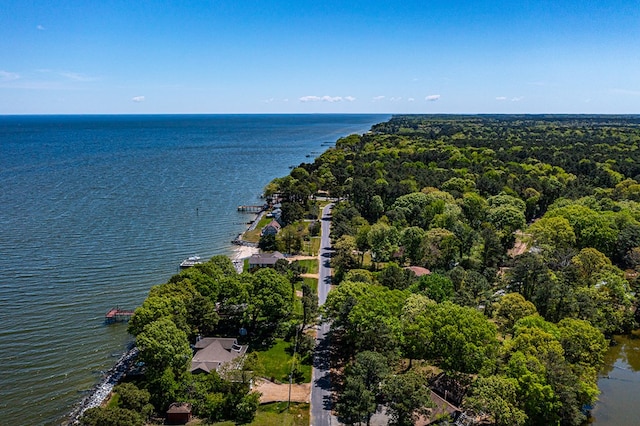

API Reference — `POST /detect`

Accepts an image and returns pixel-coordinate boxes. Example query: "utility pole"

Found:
[287,323,300,410]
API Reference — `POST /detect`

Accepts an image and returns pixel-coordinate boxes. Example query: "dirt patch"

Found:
[300,273,319,279]
[288,255,317,261]
[508,231,529,258]
[254,378,310,404]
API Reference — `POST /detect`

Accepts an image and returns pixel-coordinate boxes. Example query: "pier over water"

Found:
[105,308,134,324]
[237,204,266,212]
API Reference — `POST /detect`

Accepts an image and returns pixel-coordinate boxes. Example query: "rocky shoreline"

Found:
[66,347,139,424]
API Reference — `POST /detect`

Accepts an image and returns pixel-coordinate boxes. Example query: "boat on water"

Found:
[180,255,203,269]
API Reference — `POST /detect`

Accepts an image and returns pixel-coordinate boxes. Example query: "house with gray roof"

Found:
[190,337,248,374]
[248,251,286,269]
[261,219,282,236]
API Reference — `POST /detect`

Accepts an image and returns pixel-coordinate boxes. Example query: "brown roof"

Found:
[167,402,192,414]
[405,266,431,277]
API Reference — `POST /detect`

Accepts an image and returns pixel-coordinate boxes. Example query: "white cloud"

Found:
[59,71,97,82]
[511,96,523,102]
[390,97,402,102]
[37,25,45,31]
[299,95,345,103]
[344,96,356,102]
[408,97,415,102]
[425,94,440,101]
[132,96,145,103]
[496,96,507,101]
[0,70,20,81]
[372,96,385,101]
[263,98,275,103]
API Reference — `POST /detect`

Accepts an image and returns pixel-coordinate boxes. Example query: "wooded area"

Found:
[267,115,640,426]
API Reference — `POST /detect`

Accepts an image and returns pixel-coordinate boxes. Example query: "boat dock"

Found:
[237,204,266,212]
[105,308,134,324]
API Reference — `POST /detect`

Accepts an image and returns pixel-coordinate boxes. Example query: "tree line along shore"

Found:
[77,115,640,426]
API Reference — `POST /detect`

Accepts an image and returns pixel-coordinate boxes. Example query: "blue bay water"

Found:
[0,114,387,425]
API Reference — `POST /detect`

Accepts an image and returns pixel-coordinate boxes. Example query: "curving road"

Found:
[310,203,339,426]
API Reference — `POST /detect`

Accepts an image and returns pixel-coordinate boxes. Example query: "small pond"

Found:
[590,333,640,424]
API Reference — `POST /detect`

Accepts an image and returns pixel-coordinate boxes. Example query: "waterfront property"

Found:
[261,219,282,236]
[248,251,286,269]
[190,337,248,374]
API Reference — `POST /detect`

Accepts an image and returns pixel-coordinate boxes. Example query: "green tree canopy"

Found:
[136,317,192,375]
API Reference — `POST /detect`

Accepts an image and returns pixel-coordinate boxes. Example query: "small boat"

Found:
[180,255,202,269]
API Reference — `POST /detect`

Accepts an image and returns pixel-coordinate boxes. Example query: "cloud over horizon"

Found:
[426,94,441,101]
[131,96,145,103]
[59,71,97,82]
[299,95,353,103]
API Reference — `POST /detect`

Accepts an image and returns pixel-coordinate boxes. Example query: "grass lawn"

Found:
[244,216,272,243]
[253,339,312,383]
[296,259,318,274]
[300,277,318,294]
[253,402,309,426]
[309,237,321,255]
[208,402,309,426]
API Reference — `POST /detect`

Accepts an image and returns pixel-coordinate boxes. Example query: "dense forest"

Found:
[265,115,640,425]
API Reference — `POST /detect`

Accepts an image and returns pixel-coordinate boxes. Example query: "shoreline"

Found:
[66,208,264,423]
[231,244,259,273]
[230,208,264,272]
[66,347,139,425]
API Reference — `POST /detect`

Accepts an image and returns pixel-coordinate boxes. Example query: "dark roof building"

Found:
[166,402,192,425]
[248,251,286,269]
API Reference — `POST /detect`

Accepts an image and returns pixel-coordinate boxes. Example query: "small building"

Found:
[261,219,282,236]
[404,266,431,277]
[191,337,248,374]
[248,251,286,269]
[166,402,192,425]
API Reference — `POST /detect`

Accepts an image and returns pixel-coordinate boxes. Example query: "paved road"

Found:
[310,203,339,426]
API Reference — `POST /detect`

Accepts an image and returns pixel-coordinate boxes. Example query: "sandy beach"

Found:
[232,244,259,261]
[231,244,259,273]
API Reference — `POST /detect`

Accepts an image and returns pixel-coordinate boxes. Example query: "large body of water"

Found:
[0,114,387,425]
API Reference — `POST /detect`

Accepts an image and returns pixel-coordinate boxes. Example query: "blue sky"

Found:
[1,0,638,114]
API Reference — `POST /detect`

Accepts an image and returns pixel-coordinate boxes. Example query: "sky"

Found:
[1,0,639,114]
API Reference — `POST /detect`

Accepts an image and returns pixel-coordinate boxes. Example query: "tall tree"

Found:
[136,317,191,375]
[382,371,433,426]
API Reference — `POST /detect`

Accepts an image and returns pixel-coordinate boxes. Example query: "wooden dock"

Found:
[237,204,266,213]
[105,307,135,324]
